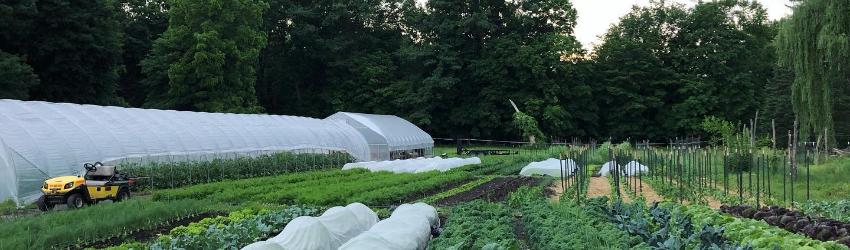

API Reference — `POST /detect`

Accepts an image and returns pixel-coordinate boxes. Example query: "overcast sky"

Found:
[573,0,793,51]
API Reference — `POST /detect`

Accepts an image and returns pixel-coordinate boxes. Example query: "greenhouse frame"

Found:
[0,100,433,205]
[326,112,434,161]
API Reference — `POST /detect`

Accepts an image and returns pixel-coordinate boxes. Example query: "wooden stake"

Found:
[772,119,776,149]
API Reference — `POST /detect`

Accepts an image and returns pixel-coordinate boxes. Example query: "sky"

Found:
[572,0,794,51]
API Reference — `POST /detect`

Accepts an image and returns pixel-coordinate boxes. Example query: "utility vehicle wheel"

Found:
[115,189,130,202]
[36,196,54,211]
[67,193,85,209]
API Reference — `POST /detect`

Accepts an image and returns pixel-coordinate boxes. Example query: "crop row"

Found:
[590,198,741,249]
[122,152,351,190]
[153,168,471,206]
[798,200,850,223]
[509,187,646,249]
[426,200,519,249]
[668,203,847,249]
[108,205,318,250]
[0,199,228,249]
[721,205,850,246]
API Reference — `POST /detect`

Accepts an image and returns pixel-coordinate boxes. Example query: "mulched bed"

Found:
[435,176,541,206]
[76,211,226,249]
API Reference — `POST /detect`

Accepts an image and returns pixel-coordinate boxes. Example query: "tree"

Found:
[115,0,169,107]
[669,0,776,134]
[255,0,410,117]
[777,0,850,145]
[0,0,124,105]
[142,0,266,113]
[0,51,39,99]
[591,2,688,141]
[404,0,587,140]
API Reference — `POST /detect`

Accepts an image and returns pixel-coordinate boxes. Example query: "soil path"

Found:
[587,177,612,198]
[616,182,633,203]
[435,176,540,206]
[546,181,565,202]
[625,177,663,204]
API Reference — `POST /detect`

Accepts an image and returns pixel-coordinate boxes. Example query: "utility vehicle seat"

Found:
[85,165,115,186]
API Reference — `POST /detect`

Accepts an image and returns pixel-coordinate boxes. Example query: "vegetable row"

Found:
[153,168,471,206]
[0,199,228,249]
[123,152,351,190]
[721,205,850,246]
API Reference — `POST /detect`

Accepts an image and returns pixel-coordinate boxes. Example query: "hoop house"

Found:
[326,112,434,161]
[0,100,372,205]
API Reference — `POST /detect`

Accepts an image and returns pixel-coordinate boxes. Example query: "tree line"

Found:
[0,0,847,144]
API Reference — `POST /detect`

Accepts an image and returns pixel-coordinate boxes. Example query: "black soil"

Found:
[435,176,541,206]
[76,211,225,249]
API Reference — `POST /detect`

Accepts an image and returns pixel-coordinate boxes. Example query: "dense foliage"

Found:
[153,168,471,206]
[2,0,825,142]
[777,0,850,144]
[509,187,646,249]
[591,199,741,249]
[427,201,519,249]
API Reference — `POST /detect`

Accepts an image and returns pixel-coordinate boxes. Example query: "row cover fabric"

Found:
[340,203,439,250]
[326,112,433,161]
[598,161,648,176]
[519,158,577,177]
[0,99,383,205]
[243,203,379,250]
[341,157,480,173]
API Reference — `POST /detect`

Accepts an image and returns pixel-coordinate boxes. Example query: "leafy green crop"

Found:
[149,206,317,250]
[153,168,471,206]
[428,201,519,250]
[798,200,850,223]
[669,203,848,250]
[509,187,647,249]
[0,199,227,249]
[591,199,743,249]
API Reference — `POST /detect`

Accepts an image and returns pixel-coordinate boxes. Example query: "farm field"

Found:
[1,145,849,249]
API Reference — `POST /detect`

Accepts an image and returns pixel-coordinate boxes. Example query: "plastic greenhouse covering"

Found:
[598,160,648,176]
[326,112,434,161]
[243,203,379,250]
[341,157,480,173]
[339,203,439,250]
[519,158,577,177]
[0,100,432,206]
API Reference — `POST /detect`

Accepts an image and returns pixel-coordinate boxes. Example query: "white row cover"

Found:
[342,157,480,173]
[340,203,439,250]
[243,203,379,250]
[327,112,433,161]
[598,161,648,176]
[519,158,577,177]
[0,100,400,205]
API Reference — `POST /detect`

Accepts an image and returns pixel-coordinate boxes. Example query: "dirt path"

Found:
[623,177,663,203]
[435,176,540,206]
[616,182,633,203]
[587,177,612,198]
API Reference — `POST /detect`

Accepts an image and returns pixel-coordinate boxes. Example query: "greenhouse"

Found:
[326,112,434,161]
[0,100,430,205]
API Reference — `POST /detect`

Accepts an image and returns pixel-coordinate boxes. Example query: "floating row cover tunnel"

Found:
[0,100,433,205]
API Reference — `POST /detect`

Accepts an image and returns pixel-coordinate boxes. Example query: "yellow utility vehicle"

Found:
[37,162,133,211]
